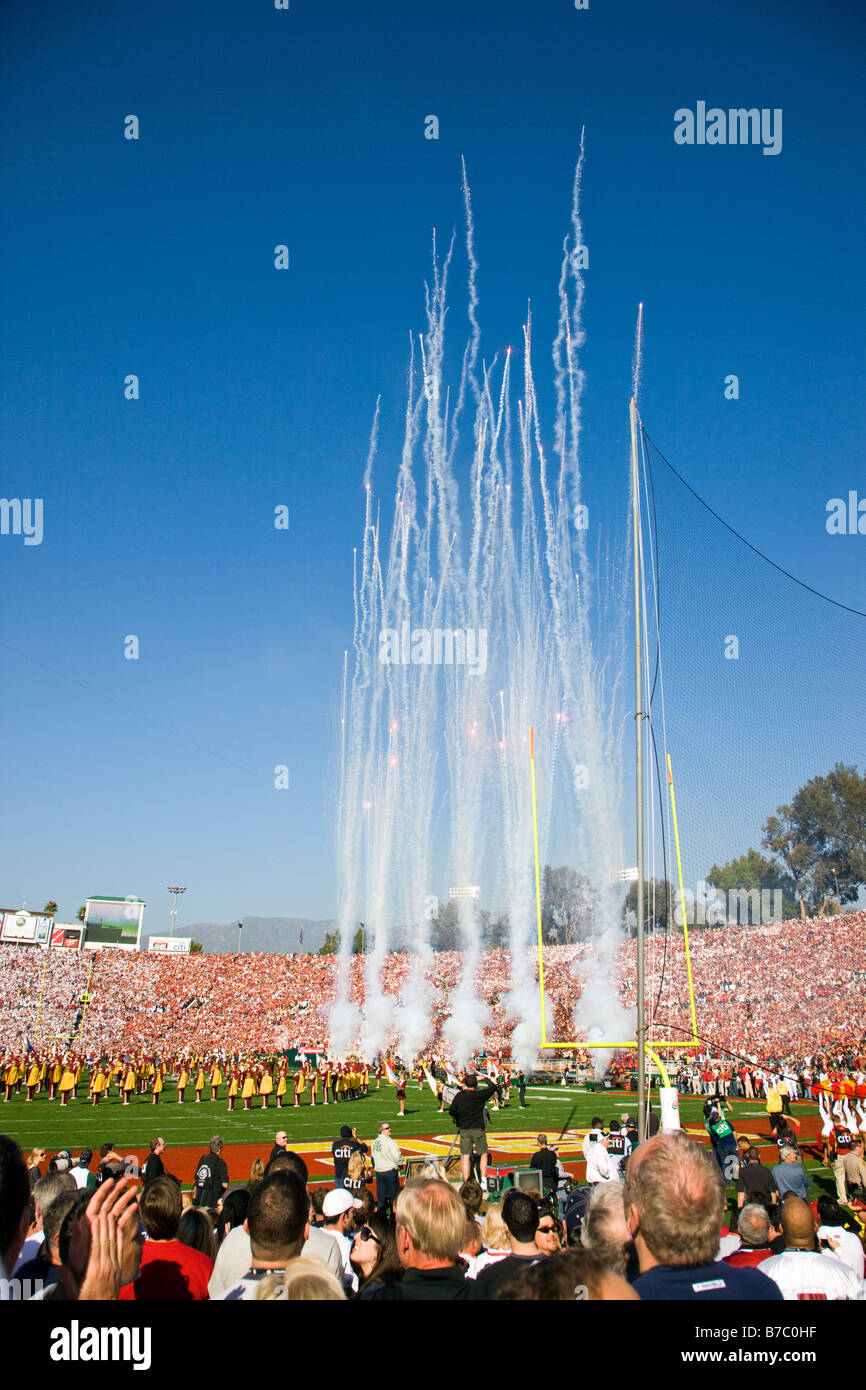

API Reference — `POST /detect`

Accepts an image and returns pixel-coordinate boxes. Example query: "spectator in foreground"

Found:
[815,1194,865,1279]
[119,1177,212,1300]
[0,1137,41,1285]
[212,1171,311,1301]
[473,1189,544,1299]
[209,1153,342,1296]
[14,1169,75,1274]
[363,1178,472,1300]
[724,1203,775,1268]
[177,1208,218,1263]
[494,1247,638,1301]
[581,1179,636,1280]
[623,1132,783,1301]
[255,1256,346,1301]
[350,1211,403,1296]
[761,1195,865,1300]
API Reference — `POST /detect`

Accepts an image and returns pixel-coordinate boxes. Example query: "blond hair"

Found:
[481,1204,511,1252]
[254,1256,346,1301]
[394,1178,465,1260]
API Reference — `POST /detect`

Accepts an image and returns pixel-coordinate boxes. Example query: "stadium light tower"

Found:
[167,886,186,937]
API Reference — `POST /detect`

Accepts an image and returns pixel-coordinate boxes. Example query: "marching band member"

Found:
[241,1061,257,1111]
[177,1057,190,1103]
[195,1060,206,1103]
[210,1058,222,1101]
[227,1063,239,1112]
[259,1061,274,1110]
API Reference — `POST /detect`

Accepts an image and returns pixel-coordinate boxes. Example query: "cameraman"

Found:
[448,1072,501,1191]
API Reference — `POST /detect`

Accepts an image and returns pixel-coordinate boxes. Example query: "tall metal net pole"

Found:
[630,397,646,1143]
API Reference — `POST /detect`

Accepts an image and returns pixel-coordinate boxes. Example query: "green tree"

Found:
[763,764,866,917]
[318,931,340,956]
[76,905,86,922]
[190,940,203,954]
[352,926,365,954]
[706,848,797,922]
[43,901,58,918]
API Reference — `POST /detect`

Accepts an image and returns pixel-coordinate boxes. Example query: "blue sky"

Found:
[1,0,863,931]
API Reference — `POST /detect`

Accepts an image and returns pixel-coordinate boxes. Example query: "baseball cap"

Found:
[323,1189,362,1217]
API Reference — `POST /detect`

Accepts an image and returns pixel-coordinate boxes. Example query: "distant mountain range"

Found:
[170,917,338,955]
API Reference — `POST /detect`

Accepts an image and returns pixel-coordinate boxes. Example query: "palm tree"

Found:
[43,901,58,918]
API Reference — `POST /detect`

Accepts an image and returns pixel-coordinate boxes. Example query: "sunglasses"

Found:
[537,1223,557,1234]
[356,1226,381,1244]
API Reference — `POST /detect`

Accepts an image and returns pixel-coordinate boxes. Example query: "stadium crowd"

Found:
[0,912,861,1067]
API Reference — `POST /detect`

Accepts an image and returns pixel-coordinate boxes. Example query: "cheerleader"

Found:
[227,1065,239,1112]
[818,1087,835,1163]
[25,1056,40,1101]
[121,1061,137,1106]
[437,1079,445,1113]
[210,1059,222,1102]
[194,1062,206,1103]
[276,1060,287,1109]
[48,1055,62,1100]
[58,1057,76,1107]
[396,1070,407,1118]
[259,1063,274,1110]
[242,1063,257,1112]
[177,1059,190,1104]
[151,1065,163,1105]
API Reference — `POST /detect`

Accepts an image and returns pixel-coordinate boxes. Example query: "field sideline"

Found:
[0,1083,839,1209]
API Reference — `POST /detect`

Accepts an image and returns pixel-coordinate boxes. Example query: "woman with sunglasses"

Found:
[350,1213,403,1298]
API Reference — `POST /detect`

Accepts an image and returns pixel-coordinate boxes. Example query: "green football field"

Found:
[0,1081,839,1208]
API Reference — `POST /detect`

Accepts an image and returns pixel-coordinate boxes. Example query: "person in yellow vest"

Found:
[242,1063,257,1111]
[227,1065,239,1112]
[765,1082,784,1135]
[177,1059,190,1104]
[294,1063,307,1108]
[336,1065,346,1104]
[122,1061,137,1106]
[362,1062,370,1096]
[58,1057,76,1107]
[276,1060,288,1108]
[210,1060,222,1101]
[151,1065,163,1105]
[259,1063,274,1110]
[140,1057,153,1095]
[90,1063,108,1107]
[49,1055,62,1100]
[38,1057,48,1092]
[25,1056,40,1101]
[195,1061,206,1103]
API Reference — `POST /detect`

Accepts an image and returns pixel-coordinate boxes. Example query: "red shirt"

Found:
[119,1239,213,1300]
[725,1248,773,1268]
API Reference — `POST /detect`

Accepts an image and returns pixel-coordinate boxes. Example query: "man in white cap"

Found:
[321,1187,362,1291]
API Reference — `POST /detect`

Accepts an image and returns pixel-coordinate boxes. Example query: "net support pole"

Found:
[630,396,647,1144]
